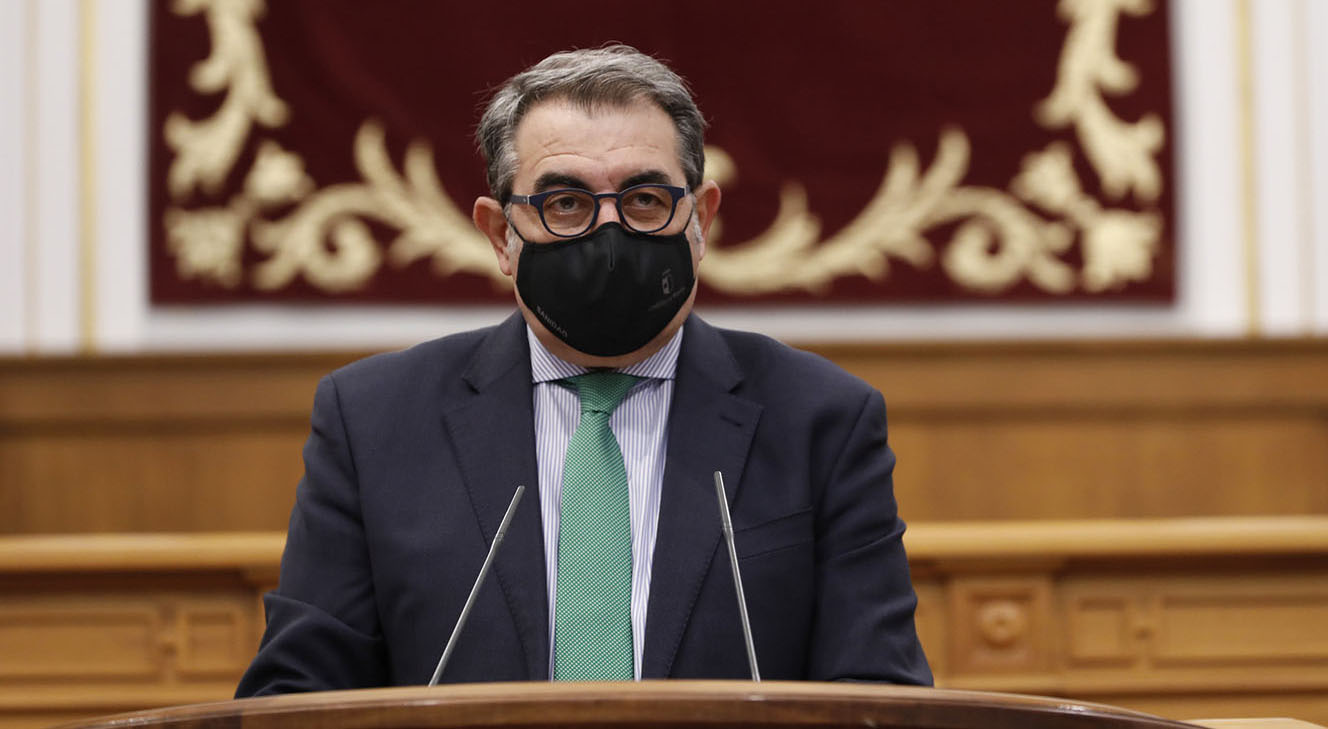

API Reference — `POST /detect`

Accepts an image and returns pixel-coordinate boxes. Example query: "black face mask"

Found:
[515,221,696,357]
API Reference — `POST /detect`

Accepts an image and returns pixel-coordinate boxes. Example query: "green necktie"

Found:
[553,372,639,681]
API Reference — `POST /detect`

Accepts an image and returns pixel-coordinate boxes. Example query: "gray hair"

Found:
[476,44,707,203]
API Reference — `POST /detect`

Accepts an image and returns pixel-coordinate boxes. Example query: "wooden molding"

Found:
[49,682,1199,729]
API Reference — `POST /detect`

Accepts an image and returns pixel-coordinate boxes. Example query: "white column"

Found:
[1250,0,1310,335]
[0,0,31,351]
[93,0,148,352]
[1170,0,1248,337]
[33,0,82,352]
[1307,0,1328,334]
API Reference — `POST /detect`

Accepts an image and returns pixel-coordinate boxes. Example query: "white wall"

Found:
[2,0,1326,353]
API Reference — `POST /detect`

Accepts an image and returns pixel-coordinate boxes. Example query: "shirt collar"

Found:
[528,325,683,384]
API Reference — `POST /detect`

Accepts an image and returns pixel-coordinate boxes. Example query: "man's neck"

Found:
[528,323,684,382]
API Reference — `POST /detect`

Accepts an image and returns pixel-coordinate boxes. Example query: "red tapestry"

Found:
[150,0,1175,305]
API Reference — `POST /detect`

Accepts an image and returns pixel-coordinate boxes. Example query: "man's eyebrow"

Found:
[533,172,590,191]
[621,170,674,188]
[530,169,677,193]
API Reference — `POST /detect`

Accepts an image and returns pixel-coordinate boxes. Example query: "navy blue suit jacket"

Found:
[236,313,931,695]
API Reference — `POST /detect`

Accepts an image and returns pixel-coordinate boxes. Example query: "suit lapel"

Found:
[642,316,762,678]
[442,313,549,680]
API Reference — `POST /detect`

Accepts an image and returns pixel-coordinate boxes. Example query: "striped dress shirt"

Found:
[527,325,681,680]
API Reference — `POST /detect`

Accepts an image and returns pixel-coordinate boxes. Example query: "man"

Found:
[236,45,931,695]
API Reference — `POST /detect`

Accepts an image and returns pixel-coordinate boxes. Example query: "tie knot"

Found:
[566,372,639,415]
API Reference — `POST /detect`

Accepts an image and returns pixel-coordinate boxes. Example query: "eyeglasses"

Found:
[508,184,690,238]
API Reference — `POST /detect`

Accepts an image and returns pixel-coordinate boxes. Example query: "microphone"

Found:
[713,471,761,682]
[428,485,525,687]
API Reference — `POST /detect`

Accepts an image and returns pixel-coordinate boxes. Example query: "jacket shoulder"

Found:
[323,316,526,406]
[330,328,487,386]
[707,324,876,402]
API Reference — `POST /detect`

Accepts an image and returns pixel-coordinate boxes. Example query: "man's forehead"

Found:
[512,97,684,182]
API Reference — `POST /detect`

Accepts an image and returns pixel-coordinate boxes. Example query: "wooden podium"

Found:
[50,681,1217,729]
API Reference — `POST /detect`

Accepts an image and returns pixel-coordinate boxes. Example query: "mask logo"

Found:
[661,269,674,296]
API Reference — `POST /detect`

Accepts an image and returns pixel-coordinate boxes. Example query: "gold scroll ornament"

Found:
[163,0,1165,297]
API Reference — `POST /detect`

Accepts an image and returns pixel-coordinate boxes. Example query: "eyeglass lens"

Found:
[541,185,677,236]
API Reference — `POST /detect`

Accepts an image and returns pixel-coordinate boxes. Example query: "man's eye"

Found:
[544,193,590,216]
[625,191,666,209]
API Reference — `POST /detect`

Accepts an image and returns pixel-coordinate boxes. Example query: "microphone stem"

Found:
[429,485,525,687]
[714,471,761,682]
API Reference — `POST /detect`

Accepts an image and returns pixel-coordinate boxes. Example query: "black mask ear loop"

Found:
[502,208,537,249]
[677,203,697,241]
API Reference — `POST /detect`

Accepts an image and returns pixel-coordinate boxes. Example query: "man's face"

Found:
[474,97,721,367]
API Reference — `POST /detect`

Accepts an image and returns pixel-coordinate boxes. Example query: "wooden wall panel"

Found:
[891,415,1328,520]
[1,340,1325,533]
[2,431,303,533]
[0,353,344,534]
[0,601,162,678]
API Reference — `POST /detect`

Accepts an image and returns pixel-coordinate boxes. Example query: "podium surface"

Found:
[54,681,1202,729]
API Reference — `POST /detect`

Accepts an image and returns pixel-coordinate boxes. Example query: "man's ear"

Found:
[692,180,722,259]
[474,196,515,276]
